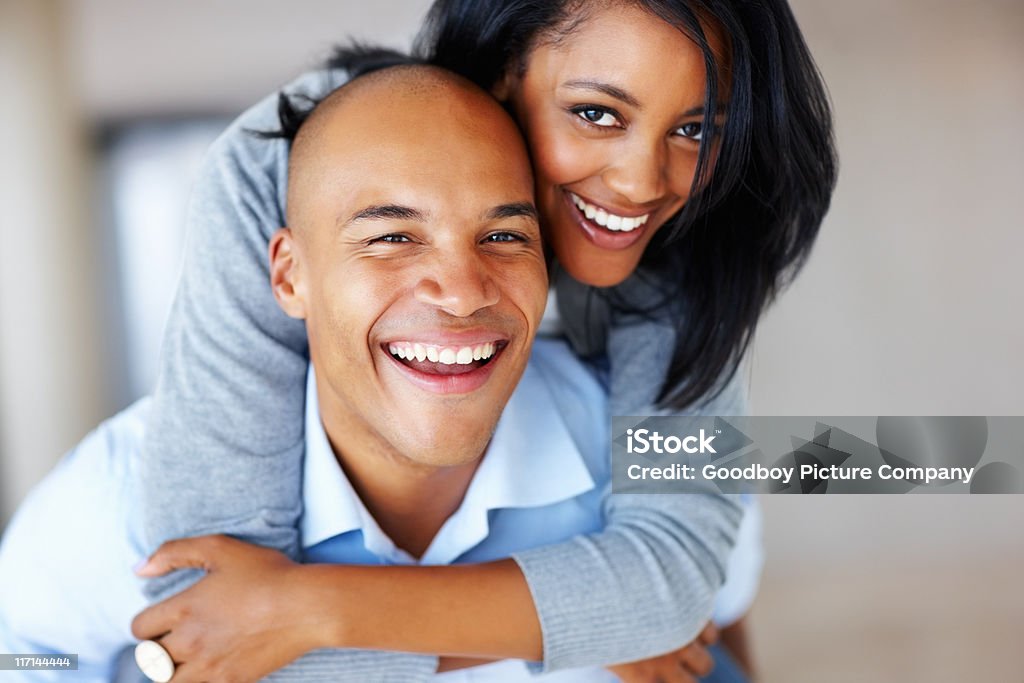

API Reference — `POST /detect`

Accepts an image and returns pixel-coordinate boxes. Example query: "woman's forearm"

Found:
[293,493,741,671]
[301,559,542,660]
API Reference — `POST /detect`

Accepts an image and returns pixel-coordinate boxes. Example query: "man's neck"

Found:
[318,399,481,560]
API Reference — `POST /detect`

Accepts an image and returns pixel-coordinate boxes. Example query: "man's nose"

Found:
[413,250,500,317]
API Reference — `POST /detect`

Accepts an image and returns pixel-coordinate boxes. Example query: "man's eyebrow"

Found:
[342,204,426,226]
[487,202,538,221]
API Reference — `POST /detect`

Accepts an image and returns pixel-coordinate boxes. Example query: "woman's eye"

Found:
[573,107,619,128]
[676,121,704,141]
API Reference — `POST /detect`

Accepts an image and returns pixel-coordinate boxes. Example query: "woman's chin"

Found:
[556,252,639,288]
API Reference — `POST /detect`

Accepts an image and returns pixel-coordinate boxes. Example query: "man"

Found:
[0,65,723,682]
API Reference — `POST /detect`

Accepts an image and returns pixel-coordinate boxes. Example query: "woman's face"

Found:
[498,2,724,287]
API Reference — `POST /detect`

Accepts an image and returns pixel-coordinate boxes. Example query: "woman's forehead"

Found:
[533,0,730,80]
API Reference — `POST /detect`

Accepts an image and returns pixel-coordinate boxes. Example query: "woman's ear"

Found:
[269,228,307,319]
[490,67,520,103]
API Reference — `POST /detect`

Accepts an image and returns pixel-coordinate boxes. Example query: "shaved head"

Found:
[286,65,530,233]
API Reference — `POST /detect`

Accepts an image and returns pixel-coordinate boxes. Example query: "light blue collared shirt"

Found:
[302,339,604,567]
[301,339,616,681]
[0,338,617,681]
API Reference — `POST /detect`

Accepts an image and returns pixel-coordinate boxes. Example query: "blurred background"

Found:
[0,0,1021,680]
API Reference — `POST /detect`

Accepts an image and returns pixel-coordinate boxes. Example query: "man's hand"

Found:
[607,622,718,683]
[131,534,321,683]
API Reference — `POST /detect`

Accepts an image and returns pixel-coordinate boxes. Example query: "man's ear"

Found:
[269,228,307,319]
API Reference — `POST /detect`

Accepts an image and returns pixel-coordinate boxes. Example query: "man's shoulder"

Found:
[0,401,150,662]
[77,398,151,475]
[528,338,605,406]
[524,338,609,478]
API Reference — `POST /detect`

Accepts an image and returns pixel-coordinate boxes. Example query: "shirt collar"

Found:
[300,371,372,550]
[299,351,596,561]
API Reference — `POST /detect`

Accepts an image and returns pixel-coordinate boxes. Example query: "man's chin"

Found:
[396,422,499,469]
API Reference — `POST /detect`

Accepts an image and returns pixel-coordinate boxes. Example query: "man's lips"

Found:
[386,340,500,366]
[381,339,508,394]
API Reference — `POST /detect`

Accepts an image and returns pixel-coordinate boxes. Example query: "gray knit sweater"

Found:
[139,70,745,681]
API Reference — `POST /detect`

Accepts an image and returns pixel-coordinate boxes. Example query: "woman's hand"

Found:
[607,622,718,683]
[131,534,326,683]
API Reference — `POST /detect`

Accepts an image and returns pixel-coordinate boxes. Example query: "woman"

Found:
[134,0,835,680]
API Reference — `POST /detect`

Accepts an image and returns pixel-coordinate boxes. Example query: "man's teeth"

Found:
[389,342,497,365]
[570,193,649,232]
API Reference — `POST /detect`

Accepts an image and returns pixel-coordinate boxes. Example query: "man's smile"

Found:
[381,335,510,394]
[387,340,501,367]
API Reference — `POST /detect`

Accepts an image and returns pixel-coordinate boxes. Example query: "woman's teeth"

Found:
[570,193,649,232]
[388,342,497,365]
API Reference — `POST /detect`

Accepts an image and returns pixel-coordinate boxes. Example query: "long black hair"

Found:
[416,0,838,410]
[283,0,836,410]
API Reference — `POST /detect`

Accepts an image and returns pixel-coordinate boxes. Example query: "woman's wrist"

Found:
[289,564,359,650]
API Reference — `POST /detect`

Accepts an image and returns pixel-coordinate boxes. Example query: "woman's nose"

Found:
[601,136,669,206]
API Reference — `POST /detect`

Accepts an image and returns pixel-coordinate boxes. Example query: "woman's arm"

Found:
[132,536,724,681]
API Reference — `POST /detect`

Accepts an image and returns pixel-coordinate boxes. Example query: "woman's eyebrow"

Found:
[562,79,641,109]
[561,80,715,119]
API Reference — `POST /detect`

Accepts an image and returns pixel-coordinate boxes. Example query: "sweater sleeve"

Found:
[137,69,438,681]
[513,492,742,670]
[513,296,746,671]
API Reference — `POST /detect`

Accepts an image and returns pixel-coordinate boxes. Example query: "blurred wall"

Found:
[0,0,113,525]
[751,0,1024,416]
[64,0,433,120]
[748,2,1024,678]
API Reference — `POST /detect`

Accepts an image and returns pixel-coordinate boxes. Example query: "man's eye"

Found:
[675,121,704,141]
[369,234,411,244]
[483,232,525,243]
[572,107,620,128]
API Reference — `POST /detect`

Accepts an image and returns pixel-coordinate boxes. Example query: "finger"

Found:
[606,665,643,683]
[135,536,226,577]
[131,598,182,641]
[679,643,715,678]
[164,659,200,683]
[698,622,719,646]
[658,664,696,683]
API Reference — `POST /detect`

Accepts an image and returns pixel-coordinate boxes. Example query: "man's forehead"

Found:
[288,66,533,232]
[298,68,508,156]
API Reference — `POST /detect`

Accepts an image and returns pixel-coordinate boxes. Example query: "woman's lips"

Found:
[562,191,652,250]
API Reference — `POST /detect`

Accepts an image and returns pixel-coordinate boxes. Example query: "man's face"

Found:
[274,75,547,469]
